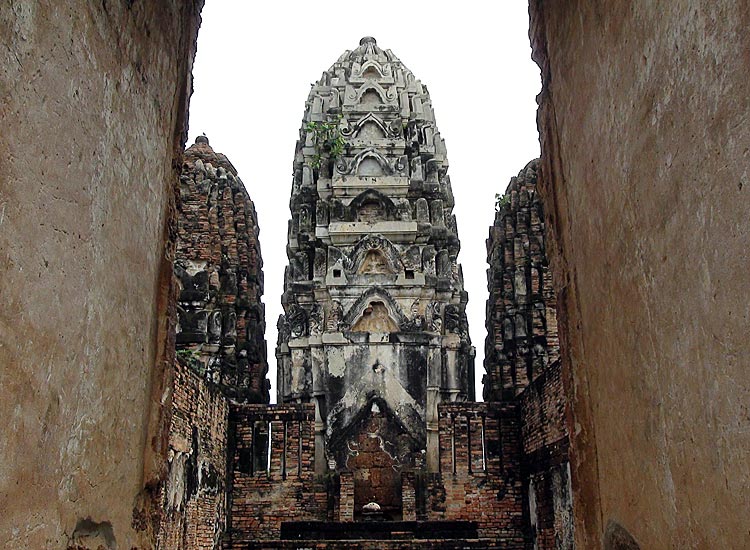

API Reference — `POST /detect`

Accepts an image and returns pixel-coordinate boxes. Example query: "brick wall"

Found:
[401,472,417,521]
[484,160,574,549]
[519,361,573,549]
[339,472,354,522]
[418,403,526,548]
[225,404,328,546]
[157,358,229,549]
[520,360,568,458]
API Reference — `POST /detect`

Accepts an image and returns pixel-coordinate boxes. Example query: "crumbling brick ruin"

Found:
[156,136,269,548]
[174,136,269,402]
[485,160,573,549]
[155,38,570,550]
[4,3,749,550]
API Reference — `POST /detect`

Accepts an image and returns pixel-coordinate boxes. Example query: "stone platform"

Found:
[279,520,478,540]
[228,539,510,550]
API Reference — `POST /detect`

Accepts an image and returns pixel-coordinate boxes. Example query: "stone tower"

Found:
[175,136,269,402]
[485,159,574,549]
[484,159,558,401]
[276,37,474,514]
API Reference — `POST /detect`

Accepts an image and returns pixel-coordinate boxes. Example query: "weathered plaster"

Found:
[0,1,203,547]
[530,1,750,547]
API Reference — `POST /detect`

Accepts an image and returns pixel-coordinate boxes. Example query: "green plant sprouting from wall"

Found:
[177,348,205,375]
[306,115,346,169]
[495,193,510,211]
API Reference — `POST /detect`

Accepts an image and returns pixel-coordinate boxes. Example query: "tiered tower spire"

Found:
[276,37,474,516]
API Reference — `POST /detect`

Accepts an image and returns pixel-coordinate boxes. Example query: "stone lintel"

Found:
[320,333,442,347]
[331,175,410,197]
[328,221,417,245]
[324,274,426,288]
[288,336,310,348]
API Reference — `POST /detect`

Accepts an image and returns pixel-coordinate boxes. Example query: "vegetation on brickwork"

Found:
[495,193,510,211]
[306,115,345,169]
[177,348,205,374]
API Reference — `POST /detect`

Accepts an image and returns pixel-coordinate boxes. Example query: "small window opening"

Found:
[267,421,273,474]
[298,421,303,477]
[238,448,252,475]
[333,269,342,277]
[405,269,415,280]
[467,415,473,474]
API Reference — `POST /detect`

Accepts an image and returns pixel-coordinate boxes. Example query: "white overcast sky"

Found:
[187,1,541,401]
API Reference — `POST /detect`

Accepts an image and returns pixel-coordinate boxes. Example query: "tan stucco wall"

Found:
[0,1,202,548]
[531,2,750,548]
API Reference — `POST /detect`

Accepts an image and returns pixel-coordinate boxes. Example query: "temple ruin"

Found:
[275,36,474,485]
[3,3,748,549]
[149,38,572,549]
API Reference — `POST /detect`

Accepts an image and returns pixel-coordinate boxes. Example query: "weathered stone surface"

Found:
[275,37,475,503]
[174,136,269,402]
[0,2,202,548]
[485,159,573,549]
[530,2,750,548]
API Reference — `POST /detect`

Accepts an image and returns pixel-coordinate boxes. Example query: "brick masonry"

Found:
[484,160,558,401]
[156,136,270,549]
[485,159,574,549]
[424,403,526,548]
[156,358,229,549]
[225,404,328,546]
[175,136,268,402]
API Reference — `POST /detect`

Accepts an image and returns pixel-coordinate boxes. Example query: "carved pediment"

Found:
[340,113,401,140]
[337,148,393,176]
[351,301,399,333]
[359,60,387,79]
[327,396,425,472]
[352,81,395,105]
[342,287,407,332]
[349,190,399,223]
[348,234,403,275]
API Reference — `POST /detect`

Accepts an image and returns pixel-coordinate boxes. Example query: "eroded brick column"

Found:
[339,472,355,522]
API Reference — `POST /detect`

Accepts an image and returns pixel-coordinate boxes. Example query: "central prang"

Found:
[276,36,474,520]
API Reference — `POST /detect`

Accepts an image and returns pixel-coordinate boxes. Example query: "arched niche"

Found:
[347,233,403,275]
[358,121,386,140]
[340,113,398,140]
[343,287,407,332]
[360,60,385,80]
[356,82,389,105]
[357,200,385,223]
[351,301,399,332]
[362,66,381,79]
[358,157,384,176]
[338,148,393,176]
[357,249,390,275]
[349,190,398,222]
